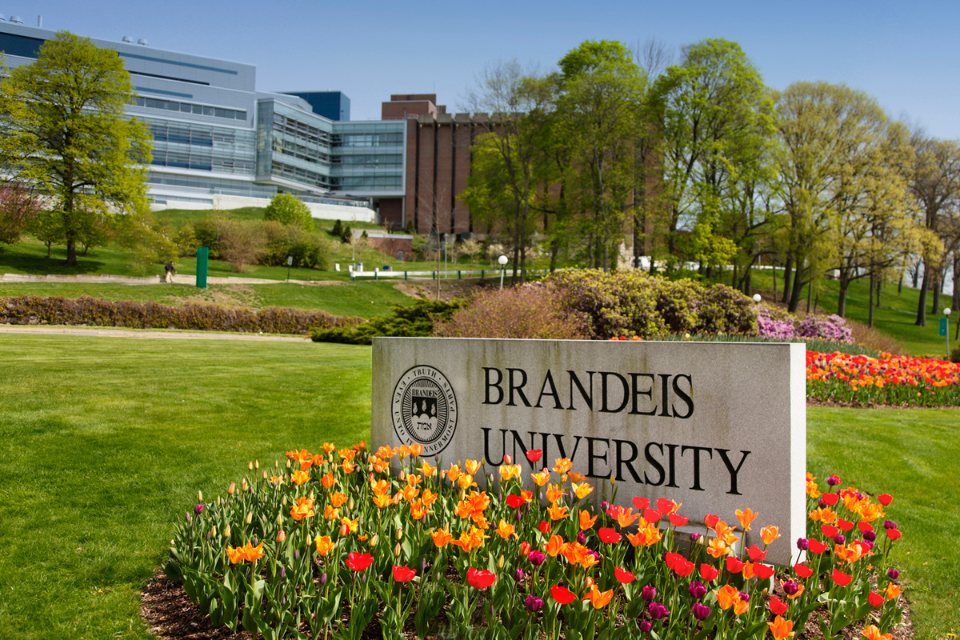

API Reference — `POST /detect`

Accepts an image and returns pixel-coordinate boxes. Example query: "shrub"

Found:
[311,299,463,345]
[219,219,267,272]
[432,283,588,339]
[263,193,315,232]
[0,295,361,335]
[796,314,853,343]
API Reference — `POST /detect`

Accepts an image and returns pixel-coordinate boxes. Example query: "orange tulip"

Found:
[583,584,613,609]
[496,519,516,539]
[572,482,593,500]
[553,458,573,474]
[315,535,334,556]
[465,459,482,475]
[545,483,565,504]
[735,508,758,531]
[548,503,569,521]
[291,469,310,486]
[768,615,795,640]
[290,496,316,521]
[579,510,598,530]
[431,528,453,548]
[331,492,348,507]
[761,525,780,545]
[531,470,550,487]
[321,472,336,489]
[862,625,892,640]
[545,534,565,557]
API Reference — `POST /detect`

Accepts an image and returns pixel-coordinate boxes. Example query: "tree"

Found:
[0,183,41,248]
[0,31,151,266]
[219,220,266,272]
[264,193,315,231]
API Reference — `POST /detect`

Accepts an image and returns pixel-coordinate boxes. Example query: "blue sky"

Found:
[22,0,960,137]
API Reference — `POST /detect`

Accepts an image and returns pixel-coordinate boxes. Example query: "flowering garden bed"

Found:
[164,444,905,640]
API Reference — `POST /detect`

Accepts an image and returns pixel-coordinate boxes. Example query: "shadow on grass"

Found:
[0,250,108,275]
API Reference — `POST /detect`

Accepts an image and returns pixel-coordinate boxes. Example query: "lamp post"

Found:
[498,255,508,290]
[752,293,761,304]
[946,307,953,359]
[286,255,293,282]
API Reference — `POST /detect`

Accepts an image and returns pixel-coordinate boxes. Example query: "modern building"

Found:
[0,20,407,222]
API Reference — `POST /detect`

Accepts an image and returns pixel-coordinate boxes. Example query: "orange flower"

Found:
[761,525,780,545]
[499,464,522,482]
[409,443,424,457]
[290,496,316,521]
[321,472,336,489]
[322,442,336,453]
[370,479,391,495]
[568,472,585,482]
[809,507,837,524]
[531,470,550,487]
[410,499,428,519]
[323,505,339,520]
[859,503,884,522]
[465,459,482,475]
[496,519,516,539]
[886,583,901,600]
[546,483,565,504]
[714,521,739,545]
[375,445,397,459]
[431,527,453,548]
[291,469,310,486]
[422,488,439,506]
[342,460,357,474]
[372,493,393,509]
[545,534,565,557]
[548,503,569,521]
[626,523,662,547]
[452,526,487,552]
[315,535,334,556]
[616,508,641,528]
[405,474,423,486]
[862,625,892,640]
[226,542,265,564]
[768,615,795,640]
[583,584,613,609]
[340,517,359,533]
[579,510,598,530]
[446,464,462,482]
[706,538,730,558]
[716,585,739,610]
[553,458,573,474]
[458,474,476,490]
[571,482,593,500]
[735,508,758,531]
[420,461,437,477]
[562,541,590,565]
[331,492,348,507]
[401,485,420,502]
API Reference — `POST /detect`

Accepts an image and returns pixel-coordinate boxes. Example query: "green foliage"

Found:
[0,31,151,265]
[546,268,757,339]
[311,299,462,345]
[0,294,361,334]
[0,183,42,247]
[331,219,344,238]
[263,193,315,232]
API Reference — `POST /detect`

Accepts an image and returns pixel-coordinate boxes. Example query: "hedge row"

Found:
[0,295,361,335]
[545,269,757,339]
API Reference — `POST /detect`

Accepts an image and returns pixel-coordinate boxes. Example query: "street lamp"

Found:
[946,307,953,359]
[286,255,293,282]
[752,294,762,303]
[498,255,508,290]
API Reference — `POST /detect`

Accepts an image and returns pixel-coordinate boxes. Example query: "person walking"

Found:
[164,261,176,283]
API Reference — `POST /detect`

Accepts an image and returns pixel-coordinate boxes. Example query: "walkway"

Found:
[0,325,310,342]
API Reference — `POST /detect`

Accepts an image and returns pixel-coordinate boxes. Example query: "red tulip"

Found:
[821,524,839,538]
[392,565,417,582]
[808,539,828,554]
[598,527,622,544]
[538,521,551,534]
[526,449,543,463]
[754,563,775,580]
[506,495,525,508]
[746,544,767,562]
[793,563,813,579]
[467,568,496,589]
[656,498,675,514]
[668,513,688,527]
[704,514,720,528]
[345,552,373,572]
[642,508,662,523]
[822,492,839,506]
[837,519,854,532]
[699,563,720,581]
[830,569,853,587]
[877,494,893,506]
[551,584,576,604]
[887,528,902,541]
[868,591,885,607]
[769,595,788,615]
[725,556,744,574]
[673,556,695,577]
[858,520,874,533]
[632,497,650,511]
[614,567,636,584]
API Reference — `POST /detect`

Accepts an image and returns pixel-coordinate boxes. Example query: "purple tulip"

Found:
[577,530,586,544]
[796,537,809,550]
[639,621,652,633]
[601,500,610,512]
[524,595,544,613]
[641,585,656,602]
[692,602,711,621]
[194,503,205,515]
[688,581,706,599]
[528,550,546,566]
[515,568,525,582]
[818,498,827,508]
[782,580,799,596]
[834,534,846,545]
[319,572,327,585]
[884,520,898,530]
[648,602,669,620]
[888,568,900,580]
[689,532,701,543]
[738,592,750,603]
[863,530,876,542]
[827,475,841,486]
[863,540,875,551]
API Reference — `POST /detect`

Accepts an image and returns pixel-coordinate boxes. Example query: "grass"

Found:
[807,406,960,640]
[0,335,374,640]
[0,334,954,639]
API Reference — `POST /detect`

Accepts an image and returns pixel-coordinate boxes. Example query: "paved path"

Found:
[0,325,310,342]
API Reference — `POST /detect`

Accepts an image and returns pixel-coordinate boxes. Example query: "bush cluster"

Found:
[0,295,360,335]
[756,306,854,344]
[432,283,589,340]
[311,299,463,345]
[545,269,757,339]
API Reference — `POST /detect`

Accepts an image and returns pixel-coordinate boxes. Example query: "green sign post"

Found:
[941,318,948,337]
[196,247,209,289]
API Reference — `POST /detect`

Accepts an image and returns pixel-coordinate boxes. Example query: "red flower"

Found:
[794,563,814,579]
[551,584,576,604]
[345,552,373,572]
[467,568,497,589]
[506,495,525,508]
[538,521,551,534]
[699,563,720,581]
[830,569,853,587]
[643,508,662,523]
[887,528,902,541]
[520,541,531,556]
[656,498,675,514]
[808,539,828,554]
[704,514,720,528]
[868,591,885,607]
[837,519,854,532]
[526,449,543,463]
[674,557,695,577]
[664,552,683,571]
[821,524,839,538]
[822,493,839,506]
[598,527,622,544]
[878,494,893,506]
[725,556,744,574]
[632,497,650,511]
[614,567,636,584]
[858,521,874,533]
[746,544,767,562]
[392,565,417,582]
[668,513,688,527]
[769,595,788,615]
[753,563,775,580]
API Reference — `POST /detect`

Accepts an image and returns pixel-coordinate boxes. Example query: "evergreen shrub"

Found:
[311,299,463,345]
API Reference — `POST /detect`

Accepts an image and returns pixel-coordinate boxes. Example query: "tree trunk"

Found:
[788,264,804,313]
[868,273,875,328]
[915,266,930,327]
[931,274,940,317]
[898,270,903,296]
[782,255,794,304]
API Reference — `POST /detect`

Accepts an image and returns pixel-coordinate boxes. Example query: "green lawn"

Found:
[0,334,954,639]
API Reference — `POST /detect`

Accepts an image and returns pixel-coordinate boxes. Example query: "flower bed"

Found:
[166,444,904,639]
[807,351,960,407]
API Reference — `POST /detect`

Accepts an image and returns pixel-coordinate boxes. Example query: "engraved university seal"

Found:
[391,365,458,456]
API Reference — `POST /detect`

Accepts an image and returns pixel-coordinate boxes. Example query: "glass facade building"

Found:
[0,21,405,211]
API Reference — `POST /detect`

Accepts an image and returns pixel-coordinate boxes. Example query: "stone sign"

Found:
[371,338,806,566]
